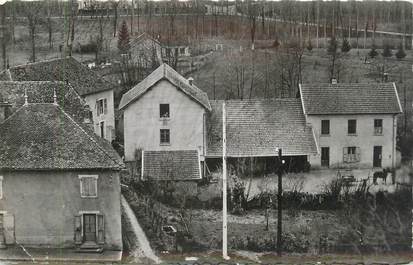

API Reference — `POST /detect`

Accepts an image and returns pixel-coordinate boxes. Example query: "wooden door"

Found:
[321,147,330,167]
[373,146,382,168]
[83,214,97,243]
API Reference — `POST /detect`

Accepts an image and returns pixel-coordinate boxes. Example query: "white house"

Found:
[300,82,403,169]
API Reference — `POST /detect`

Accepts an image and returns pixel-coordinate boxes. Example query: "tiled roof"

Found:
[0,104,124,170]
[142,150,201,180]
[119,63,211,110]
[206,99,318,157]
[300,83,403,115]
[0,57,114,96]
[0,81,87,123]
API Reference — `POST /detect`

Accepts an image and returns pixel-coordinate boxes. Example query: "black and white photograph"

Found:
[0,0,412,264]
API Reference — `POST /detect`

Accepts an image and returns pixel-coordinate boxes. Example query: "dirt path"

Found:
[121,195,162,264]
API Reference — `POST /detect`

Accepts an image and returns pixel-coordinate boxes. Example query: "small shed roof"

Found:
[142,150,201,180]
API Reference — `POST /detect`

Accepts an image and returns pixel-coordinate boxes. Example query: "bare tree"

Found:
[23,2,42,62]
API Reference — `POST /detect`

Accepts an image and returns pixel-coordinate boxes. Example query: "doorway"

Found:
[321,147,330,167]
[83,214,96,243]
[373,146,382,168]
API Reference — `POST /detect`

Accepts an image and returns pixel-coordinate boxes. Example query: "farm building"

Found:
[120,63,403,182]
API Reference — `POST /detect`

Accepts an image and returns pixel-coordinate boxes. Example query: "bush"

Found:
[368,46,379,58]
[382,44,393,58]
[341,39,351,53]
[395,43,406,59]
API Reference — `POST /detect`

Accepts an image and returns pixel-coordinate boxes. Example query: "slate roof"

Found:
[0,81,87,123]
[142,150,201,180]
[299,83,403,115]
[119,63,211,110]
[0,57,114,96]
[0,103,124,170]
[206,99,318,157]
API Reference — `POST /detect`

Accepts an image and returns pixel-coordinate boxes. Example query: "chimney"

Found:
[331,78,337,84]
[188,77,194,86]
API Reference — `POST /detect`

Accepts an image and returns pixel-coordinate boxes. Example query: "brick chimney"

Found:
[188,77,194,86]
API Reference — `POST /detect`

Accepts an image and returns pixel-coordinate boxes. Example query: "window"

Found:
[374,119,383,135]
[180,47,185,54]
[321,120,330,135]
[99,121,105,138]
[160,104,170,118]
[348,119,357,135]
[160,129,170,144]
[0,176,3,199]
[97,99,107,116]
[343,147,360,163]
[79,175,98,198]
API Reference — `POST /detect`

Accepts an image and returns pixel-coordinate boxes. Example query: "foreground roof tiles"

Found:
[300,83,403,115]
[0,57,114,96]
[0,104,124,170]
[142,150,201,180]
[119,63,211,110]
[207,99,317,157]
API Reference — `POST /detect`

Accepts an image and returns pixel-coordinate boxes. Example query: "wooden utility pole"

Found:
[222,101,230,260]
[277,148,282,256]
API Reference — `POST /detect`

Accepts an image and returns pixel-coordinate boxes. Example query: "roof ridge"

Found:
[9,56,64,69]
[55,104,123,169]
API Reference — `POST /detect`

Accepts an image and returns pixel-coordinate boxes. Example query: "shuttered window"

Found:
[96,99,107,116]
[74,215,82,244]
[97,214,105,244]
[79,175,98,198]
[343,147,361,163]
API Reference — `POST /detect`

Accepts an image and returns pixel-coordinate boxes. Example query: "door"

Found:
[83,214,97,242]
[0,214,4,246]
[373,146,382,168]
[321,147,330,167]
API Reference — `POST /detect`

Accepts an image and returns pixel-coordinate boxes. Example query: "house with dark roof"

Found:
[0,102,124,254]
[299,82,402,169]
[0,57,117,142]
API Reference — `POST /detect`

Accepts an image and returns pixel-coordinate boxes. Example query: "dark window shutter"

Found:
[97,214,105,244]
[74,215,82,244]
[3,214,14,244]
[104,99,108,114]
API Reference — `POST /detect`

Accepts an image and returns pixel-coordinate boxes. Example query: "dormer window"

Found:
[160,104,170,118]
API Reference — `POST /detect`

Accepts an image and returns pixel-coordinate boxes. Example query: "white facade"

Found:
[307,114,398,169]
[84,89,116,142]
[123,80,206,162]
